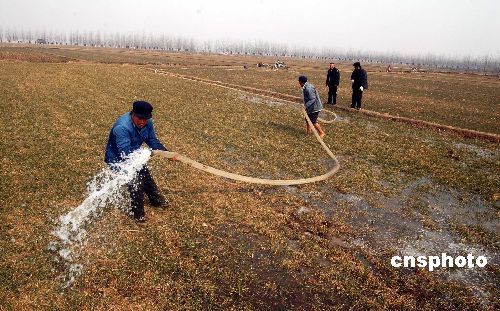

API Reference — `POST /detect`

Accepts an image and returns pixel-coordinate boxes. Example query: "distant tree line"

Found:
[1,27,498,75]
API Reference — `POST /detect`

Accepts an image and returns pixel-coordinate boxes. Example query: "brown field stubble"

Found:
[0,47,498,310]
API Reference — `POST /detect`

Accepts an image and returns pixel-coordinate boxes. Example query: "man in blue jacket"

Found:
[298,75,325,138]
[105,101,168,222]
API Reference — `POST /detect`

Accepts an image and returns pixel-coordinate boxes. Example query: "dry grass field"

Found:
[0,46,498,310]
[18,45,500,134]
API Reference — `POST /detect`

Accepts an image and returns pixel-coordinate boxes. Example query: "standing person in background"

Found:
[325,62,340,105]
[350,62,368,110]
[298,75,325,138]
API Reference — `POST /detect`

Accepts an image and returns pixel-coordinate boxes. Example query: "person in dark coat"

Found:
[105,101,170,222]
[325,62,340,105]
[350,62,368,110]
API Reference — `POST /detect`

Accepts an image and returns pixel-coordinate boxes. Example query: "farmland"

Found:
[0,45,499,310]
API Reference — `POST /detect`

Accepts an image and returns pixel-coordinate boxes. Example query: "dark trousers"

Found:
[351,89,363,109]
[128,166,163,219]
[327,85,338,104]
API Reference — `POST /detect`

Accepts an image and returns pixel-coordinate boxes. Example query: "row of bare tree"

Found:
[1,27,498,75]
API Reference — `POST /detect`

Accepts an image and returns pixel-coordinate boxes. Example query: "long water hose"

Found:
[150,69,340,185]
[154,108,339,185]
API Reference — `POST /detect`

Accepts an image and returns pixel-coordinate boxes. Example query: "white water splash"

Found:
[48,148,151,288]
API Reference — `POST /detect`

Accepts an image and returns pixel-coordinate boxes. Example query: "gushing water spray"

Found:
[48,148,151,288]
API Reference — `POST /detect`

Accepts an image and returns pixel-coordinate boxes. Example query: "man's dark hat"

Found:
[353,62,361,67]
[298,75,308,83]
[132,100,153,119]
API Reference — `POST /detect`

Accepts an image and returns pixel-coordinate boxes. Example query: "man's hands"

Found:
[360,86,363,91]
[151,150,178,161]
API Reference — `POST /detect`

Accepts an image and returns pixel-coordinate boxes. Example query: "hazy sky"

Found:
[1,0,499,57]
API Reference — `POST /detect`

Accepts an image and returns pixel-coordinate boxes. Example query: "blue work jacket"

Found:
[104,112,166,164]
